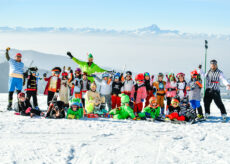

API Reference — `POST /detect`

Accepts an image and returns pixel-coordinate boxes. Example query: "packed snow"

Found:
[0,93,230,164]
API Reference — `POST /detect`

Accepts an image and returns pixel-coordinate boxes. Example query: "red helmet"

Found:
[135,73,145,81]
[62,72,68,77]
[176,72,185,78]
[18,92,25,99]
[191,70,198,76]
[16,53,22,57]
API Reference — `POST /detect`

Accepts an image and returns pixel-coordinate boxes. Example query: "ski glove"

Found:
[131,98,134,102]
[91,74,96,78]
[141,99,144,102]
[145,112,151,118]
[67,52,73,59]
[198,65,202,69]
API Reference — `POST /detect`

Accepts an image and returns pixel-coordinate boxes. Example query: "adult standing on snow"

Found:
[66,52,109,82]
[5,47,24,110]
[198,60,230,121]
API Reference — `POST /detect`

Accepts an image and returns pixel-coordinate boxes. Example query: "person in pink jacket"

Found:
[131,73,147,115]
[165,73,177,113]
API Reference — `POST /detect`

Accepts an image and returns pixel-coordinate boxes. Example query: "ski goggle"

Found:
[54,71,60,75]
[210,61,217,65]
[144,72,150,77]
[114,76,119,79]
[72,105,80,109]
[171,101,179,106]
[30,71,36,74]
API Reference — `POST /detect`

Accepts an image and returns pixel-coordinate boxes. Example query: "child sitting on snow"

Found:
[66,98,84,119]
[138,97,160,120]
[14,92,44,117]
[45,95,65,119]
[109,93,136,120]
[85,83,106,114]
[179,96,196,122]
[165,97,185,121]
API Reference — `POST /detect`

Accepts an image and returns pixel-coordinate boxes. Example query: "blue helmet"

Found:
[114,72,120,79]
[102,73,109,78]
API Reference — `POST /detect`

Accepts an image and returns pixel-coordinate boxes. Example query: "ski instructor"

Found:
[198,60,230,121]
[66,52,110,82]
[5,47,25,111]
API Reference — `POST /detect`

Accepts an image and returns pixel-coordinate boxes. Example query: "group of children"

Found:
[14,65,204,122]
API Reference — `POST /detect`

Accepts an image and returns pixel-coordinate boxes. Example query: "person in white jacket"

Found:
[93,73,112,111]
[121,71,134,98]
[198,60,230,121]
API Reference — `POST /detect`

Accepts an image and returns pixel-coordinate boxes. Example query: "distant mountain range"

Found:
[0,24,229,40]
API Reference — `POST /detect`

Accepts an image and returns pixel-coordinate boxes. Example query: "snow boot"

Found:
[221,114,227,123]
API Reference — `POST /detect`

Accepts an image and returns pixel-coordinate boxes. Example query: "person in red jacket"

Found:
[131,73,147,115]
[43,67,61,106]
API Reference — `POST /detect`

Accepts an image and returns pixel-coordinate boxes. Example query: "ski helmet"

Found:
[171,98,179,105]
[158,72,164,77]
[15,53,22,57]
[126,71,132,76]
[29,67,38,72]
[135,73,145,81]
[102,73,109,78]
[75,68,82,73]
[144,72,150,77]
[176,72,185,79]
[210,59,217,65]
[70,98,82,108]
[52,67,61,72]
[119,93,130,104]
[191,70,198,76]
[149,97,157,104]
[18,92,25,99]
[114,72,120,79]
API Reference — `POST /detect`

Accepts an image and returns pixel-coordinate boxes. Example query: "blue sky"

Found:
[0,0,230,34]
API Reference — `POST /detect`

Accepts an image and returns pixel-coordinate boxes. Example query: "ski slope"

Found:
[0,93,230,164]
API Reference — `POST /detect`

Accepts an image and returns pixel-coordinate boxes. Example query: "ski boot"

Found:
[204,113,210,120]
[221,114,227,123]
[7,103,13,111]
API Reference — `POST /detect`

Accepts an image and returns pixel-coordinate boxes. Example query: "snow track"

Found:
[0,94,230,164]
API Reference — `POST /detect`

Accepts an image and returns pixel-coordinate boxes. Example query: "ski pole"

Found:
[204,40,208,97]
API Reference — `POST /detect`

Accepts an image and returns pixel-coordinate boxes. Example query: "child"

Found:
[81,72,91,107]
[24,67,39,109]
[59,71,69,107]
[73,68,82,99]
[121,71,134,98]
[46,95,65,119]
[43,67,61,106]
[109,93,136,120]
[165,97,185,121]
[111,73,123,109]
[130,73,147,115]
[14,92,44,117]
[66,98,84,119]
[179,96,196,122]
[153,73,166,115]
[176,72,187,101]
[187,70,204,119]
[85,83,105,114]
[165,73,177,112]
[144,72,155,107]
[94,72,112,111]
[138,97,160,120]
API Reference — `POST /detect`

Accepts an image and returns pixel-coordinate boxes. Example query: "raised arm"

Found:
[5,48,10,61]
[67,52,86,66]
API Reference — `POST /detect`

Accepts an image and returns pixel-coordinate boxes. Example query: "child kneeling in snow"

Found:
[66,98,84,119]
[179,96,196,122]
[85,83,106,114]
[45,96,65,119]
[165,97,185,121]
[109,93,136,120]
[14,92,44,117]
[138,97,160,120]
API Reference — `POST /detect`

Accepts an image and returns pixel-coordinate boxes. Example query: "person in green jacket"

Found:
[67,52,110,82]
[138,97,160,119]
[66,98,83,119]
[109,93,136,120]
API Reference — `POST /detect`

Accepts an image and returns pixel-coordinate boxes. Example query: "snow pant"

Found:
[166,112,185,121]
[101,94,112,111]
[123,91,131,98]
[133,103,143,113]
[21,108,42,116]
[26,91,38,107]
[145,91,153,107]
[111,95,121,109]
[8,90,21,108]
[47,91,55,106]
[204,89,227,115]
[157,94,165,114]
[190,100,203,116]
[166,97,172,114]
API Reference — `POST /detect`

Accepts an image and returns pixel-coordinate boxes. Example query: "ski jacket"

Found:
[59,79,69,104]
[187,79,202,101]
[109,105,135,119]
[112,81,123,95]
[44,76,61,95]
[165,81,177,98]
[66,108,83,119]
[130,83,147,104]
[138,105,160,119]
[153,81,166,96]
[73,77,82,93]
[168,106,181,114]
[121,80,134,93]
[177,81,187,100]
[72,57,108,82]
[25,75,37,91]
[95,76,112,95]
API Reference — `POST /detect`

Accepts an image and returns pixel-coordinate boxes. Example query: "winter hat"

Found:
[52,67,62,72]
[88,53,93,59]
[102,73,109,78]
[144,72,150,77]
[75,68,82,73]
[126,71,132,76]
[191,70,198,76]
[83,72,88,76]
[210,59,217,65]
[70,98,82,107]
[15,53,22,57]
[114,73,120,79]
[119,93,130,104]
[135,73,144,81]
[29,67,38,72]
[176,72,185,79]
[158,72,164,77]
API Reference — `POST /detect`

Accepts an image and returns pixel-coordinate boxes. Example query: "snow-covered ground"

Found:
[0,93,230,164]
